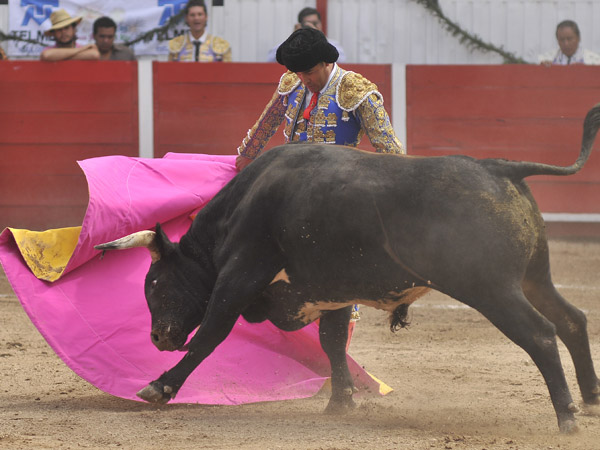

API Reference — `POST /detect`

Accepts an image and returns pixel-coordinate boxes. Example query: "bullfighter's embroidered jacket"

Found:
[238,65,404,158]
[168,33,231,62]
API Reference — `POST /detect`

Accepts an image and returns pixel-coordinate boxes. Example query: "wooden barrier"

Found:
[0,61,139,230]
[406,65,600,214]
[2,62,599,232]
[152,62,393,157]
[0,61,391,231]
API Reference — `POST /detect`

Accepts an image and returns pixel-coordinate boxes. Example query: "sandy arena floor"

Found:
[1,237,599,449]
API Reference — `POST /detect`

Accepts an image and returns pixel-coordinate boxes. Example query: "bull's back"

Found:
[224,145,543,291]
[242,144,537,225]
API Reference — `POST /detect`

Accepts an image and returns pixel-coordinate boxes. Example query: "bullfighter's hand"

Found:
[236,155,253,172]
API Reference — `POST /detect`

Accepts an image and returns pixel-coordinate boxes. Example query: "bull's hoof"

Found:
[324,399,356,415]
[558,418,578,434]
[324,388,356,415]
[136,382,174,404]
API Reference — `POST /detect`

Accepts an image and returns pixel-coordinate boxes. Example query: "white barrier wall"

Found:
[2,1,600,63]
[222,0,600,64]
[0,2,7,39]
[328,0,600,64]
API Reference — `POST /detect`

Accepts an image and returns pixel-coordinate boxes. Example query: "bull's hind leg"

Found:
[465,288,578,433]
[523,276,600,406]
[319,307,356,414]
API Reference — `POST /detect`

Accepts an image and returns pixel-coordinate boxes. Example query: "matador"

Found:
[236,27,404,171]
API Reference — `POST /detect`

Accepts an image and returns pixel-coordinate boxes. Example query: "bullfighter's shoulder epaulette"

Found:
[168,35,186,54]
[278,71,301,95]
[336,71,382,112]
[210,36,231,56]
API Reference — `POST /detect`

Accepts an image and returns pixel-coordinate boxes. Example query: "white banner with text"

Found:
[8,0,190,56]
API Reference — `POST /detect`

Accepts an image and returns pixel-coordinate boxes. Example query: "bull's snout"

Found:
[150,326,185,352]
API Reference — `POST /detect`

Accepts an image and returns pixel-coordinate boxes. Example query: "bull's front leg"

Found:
[138,255,281,404]
[319,307,357,414]
[137,307,241,403]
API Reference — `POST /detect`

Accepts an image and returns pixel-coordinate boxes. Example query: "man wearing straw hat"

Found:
[40,9,100,61]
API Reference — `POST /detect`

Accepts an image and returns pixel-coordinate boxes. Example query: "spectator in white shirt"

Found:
[538,20,600,66]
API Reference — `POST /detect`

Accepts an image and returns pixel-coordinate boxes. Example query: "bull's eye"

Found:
[151,279,158,288]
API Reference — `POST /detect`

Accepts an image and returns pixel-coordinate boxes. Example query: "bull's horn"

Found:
[94,230,160,262]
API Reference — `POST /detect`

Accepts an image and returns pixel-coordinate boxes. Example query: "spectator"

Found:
[168,0,231,62]
[538,20,600,66]
[0,44,7,60]
[93,16,135,61]
[40,9,99,61]
[237,27,403,172]
[267,7,345,63]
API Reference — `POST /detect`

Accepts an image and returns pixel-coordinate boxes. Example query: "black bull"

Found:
[96,104,600,433]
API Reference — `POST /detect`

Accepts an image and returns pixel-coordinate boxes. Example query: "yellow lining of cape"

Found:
[319,372,393,396]
[8,226,394,396]
[10,226,81,282]
[367,372,393,395]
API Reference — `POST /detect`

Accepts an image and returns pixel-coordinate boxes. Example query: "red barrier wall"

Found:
[3,62,599,231]
[406,65,600,214]
[152,62,393,157]
[0,61,139,230]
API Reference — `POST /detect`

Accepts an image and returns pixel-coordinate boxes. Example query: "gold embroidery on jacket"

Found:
[337,72,380,111]
[293,120,306,141]
[326,112,338,127]
[238,88,286,158]
[312,127,324,143]
[168,34,232,62]
[238,66,405,158]
[314,109,327,127]
[325,130,336,144]
[211,36,230,56]
[278,72,301,95]
[356,94,405,154]
[317,95,330,110]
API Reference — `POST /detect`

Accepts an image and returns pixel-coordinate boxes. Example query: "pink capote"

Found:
[0,153,384,404]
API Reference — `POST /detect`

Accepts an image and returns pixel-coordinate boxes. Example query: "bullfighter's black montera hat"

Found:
[276,27,339,73]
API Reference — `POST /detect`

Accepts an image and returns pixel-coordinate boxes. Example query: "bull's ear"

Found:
[152,223,174,262]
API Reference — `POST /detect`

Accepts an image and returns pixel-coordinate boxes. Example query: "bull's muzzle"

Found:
[150,325,186,352]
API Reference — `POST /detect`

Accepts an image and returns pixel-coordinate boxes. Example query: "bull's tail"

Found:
[484,103,600,180]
